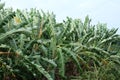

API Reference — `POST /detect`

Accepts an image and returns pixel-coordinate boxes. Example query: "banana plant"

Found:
[0,2,120,80]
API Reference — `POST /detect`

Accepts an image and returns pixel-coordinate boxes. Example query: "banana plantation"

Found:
[0,2,120,80]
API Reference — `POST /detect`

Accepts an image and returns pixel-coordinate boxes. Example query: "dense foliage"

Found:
[0,2,120,80]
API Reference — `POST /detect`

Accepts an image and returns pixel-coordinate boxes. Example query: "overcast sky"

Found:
[1,0,120,34]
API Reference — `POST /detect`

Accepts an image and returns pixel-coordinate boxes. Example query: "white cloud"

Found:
[2,0,35,9]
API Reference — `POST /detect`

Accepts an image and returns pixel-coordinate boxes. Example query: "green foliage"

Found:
[0,2,120,80]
